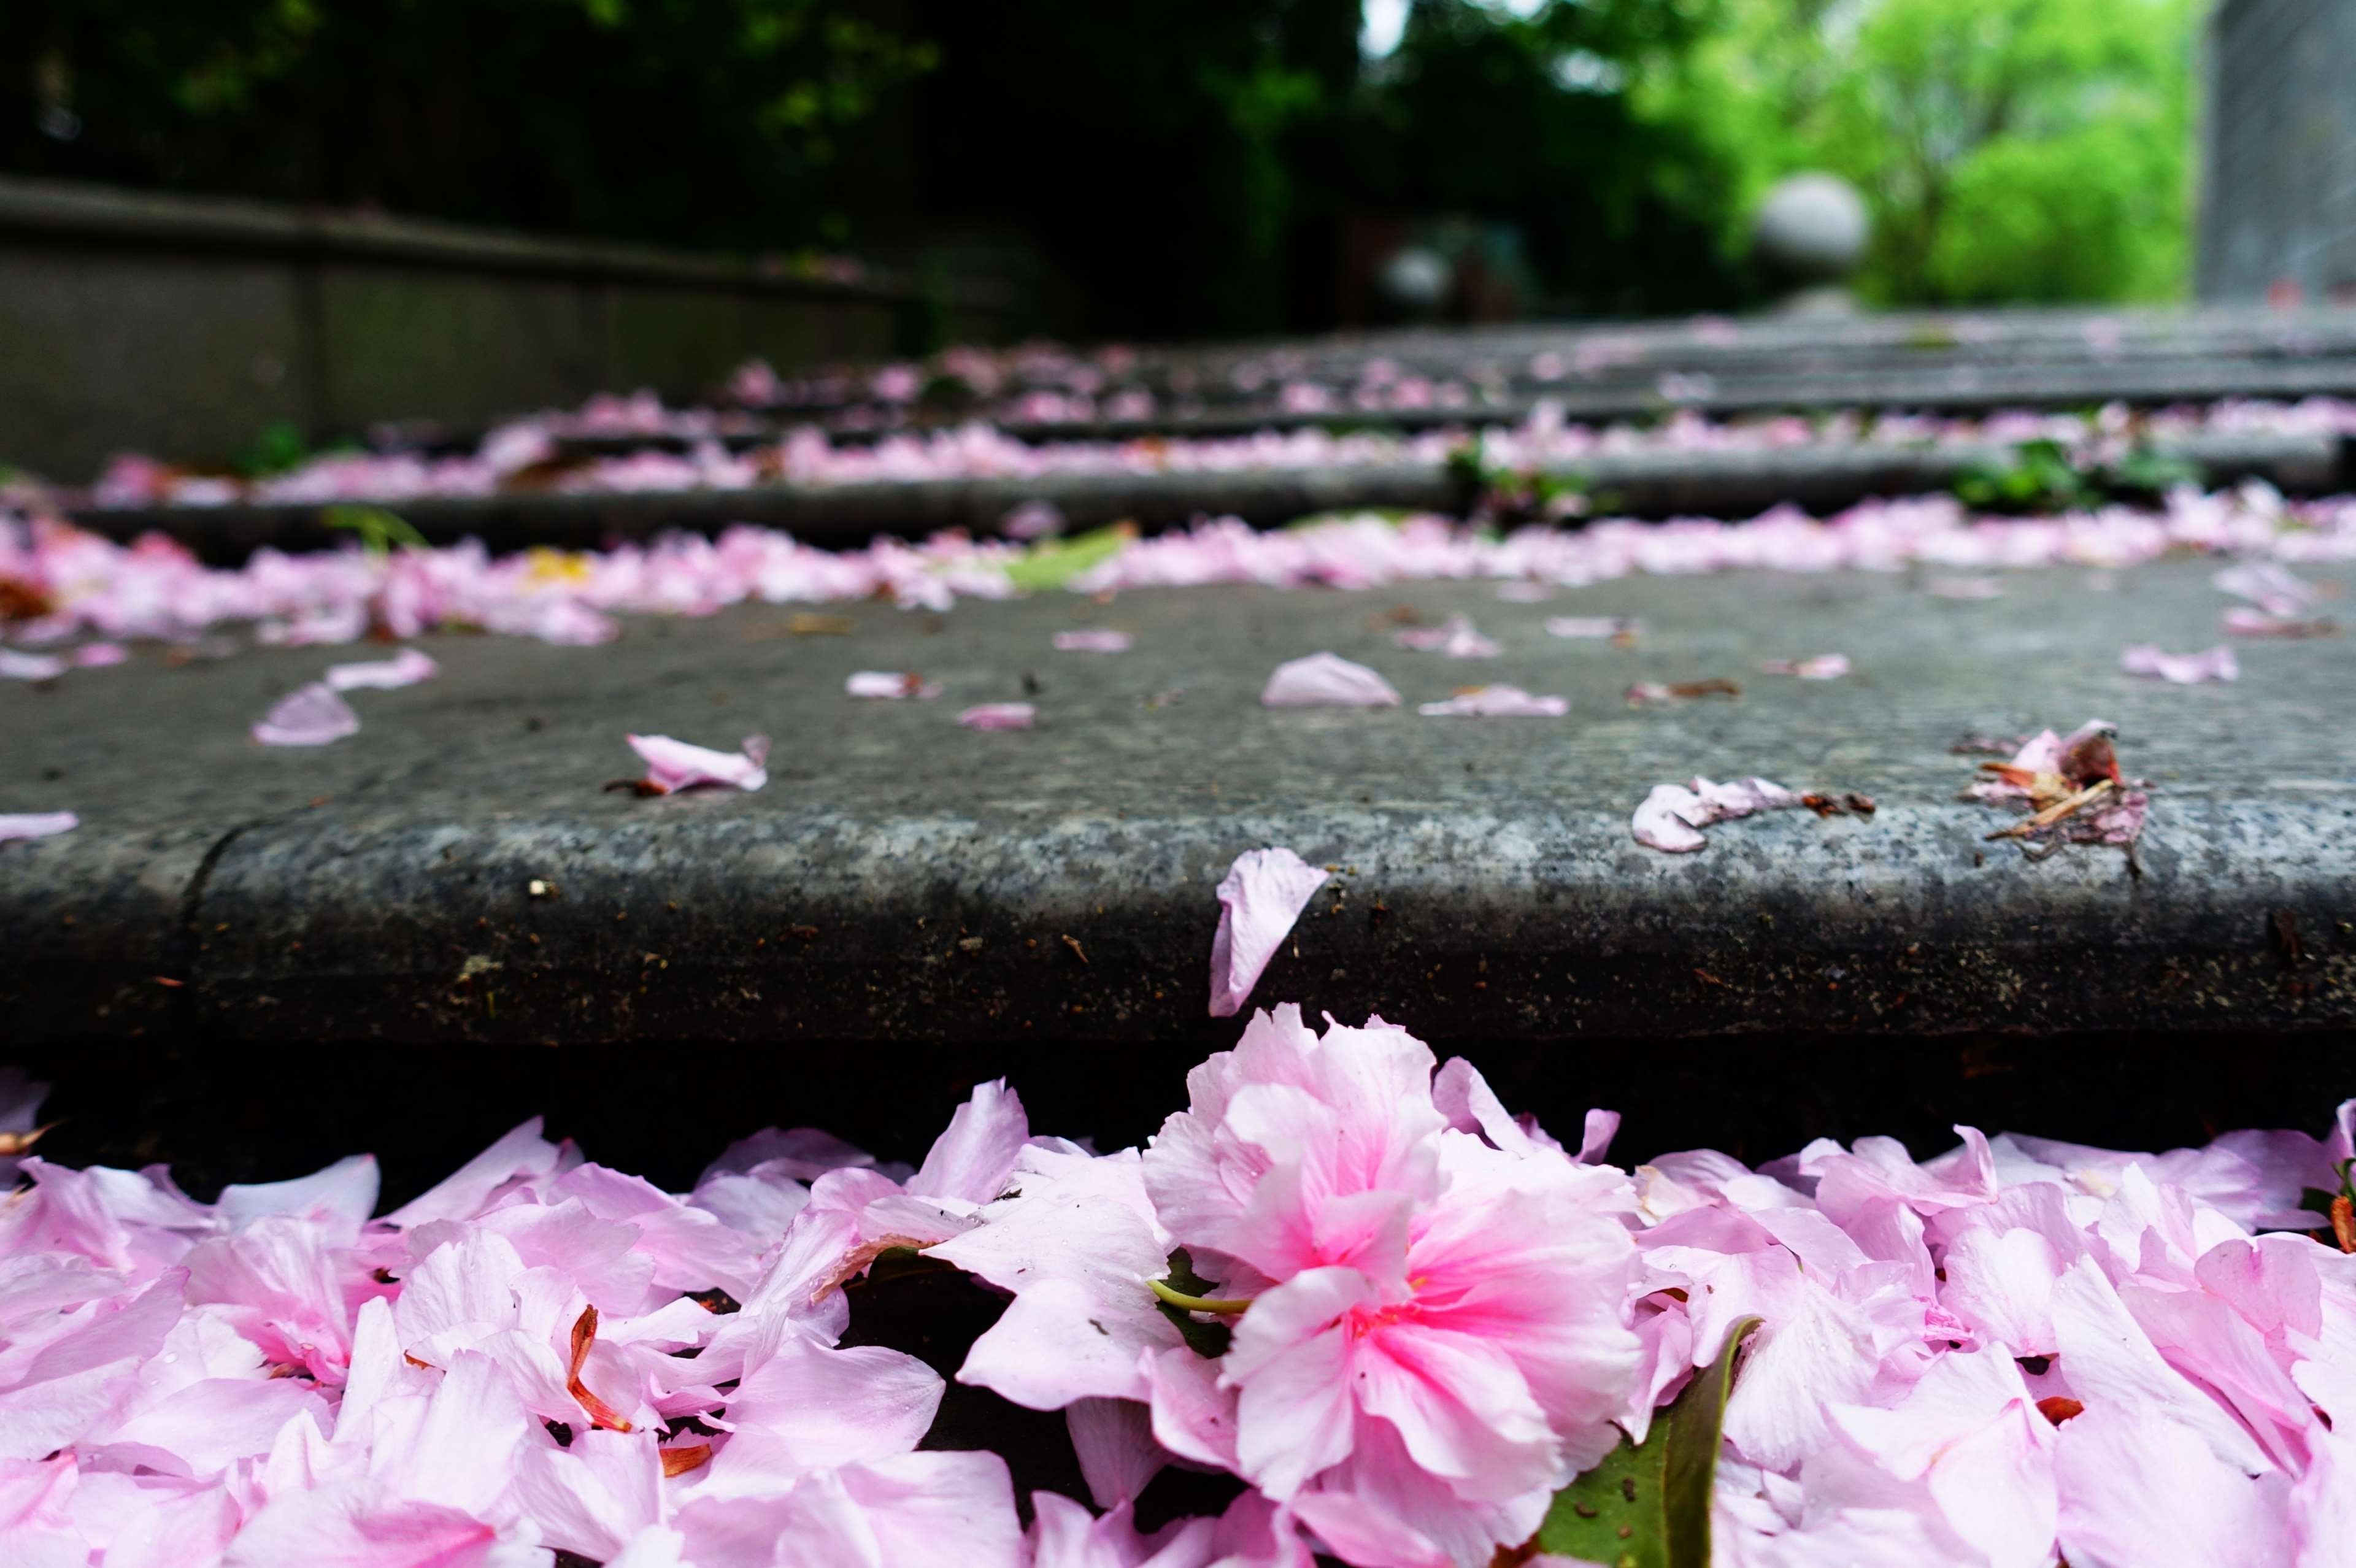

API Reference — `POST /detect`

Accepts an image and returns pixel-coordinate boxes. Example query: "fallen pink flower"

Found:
[1758,654,1850,679]
[847,671,945,700]
[2223,607,2338,638]
[324,648,440,691]
[0,648,65,680]
[1545,616,1639,639]
[0,812,77,842]
[71,642,128,668]
[1052,629,1131,653]
[1965,718,2149,851]
[1418,685,1569,717]
[1393,615,1501,658]
[625,734,769,793]
[1632,775,1800,853]
[1207,847,1330,1017]
[1260,653,1400,708]
[252,682,360,747]
[958,703,1036,731]
[1139,1009,1642,1566]
[2121,644,2239,684]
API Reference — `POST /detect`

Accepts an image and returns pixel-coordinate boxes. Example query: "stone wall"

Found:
[0,176,1017,481]
[2199,0,2356,304]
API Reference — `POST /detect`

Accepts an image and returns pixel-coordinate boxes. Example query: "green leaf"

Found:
[321,504,428,555]
[234,420,312,479]
[1532,1315,1760,1568]
[1001,521,1136,593]
[1150,1247,1236,1359]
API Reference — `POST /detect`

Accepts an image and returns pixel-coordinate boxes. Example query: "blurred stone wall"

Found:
[2199,0,2356,304]
[0,177,1018,482]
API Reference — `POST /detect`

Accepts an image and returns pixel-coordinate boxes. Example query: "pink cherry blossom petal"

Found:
[0,812,77,842]
[324,648,440,691]
[1207,848,1331,1017]
[1416,686,1568,717]
[1,649,67,681]
[625,734,769,793]
[1758,654,1850,679]
[1052,629,1131,653]
[1393,616,1501,659]
[1632,775,1800,853]
[252,683,360,747]
[957,703,1035,730]
[1260,653,1400,708]
[847,671,944,700]
[2120,644,2238,683]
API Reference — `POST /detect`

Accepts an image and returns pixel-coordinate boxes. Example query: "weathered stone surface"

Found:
[7,556,2350,1194]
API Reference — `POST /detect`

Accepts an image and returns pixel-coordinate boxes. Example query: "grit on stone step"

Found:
[4,558,2351,1193]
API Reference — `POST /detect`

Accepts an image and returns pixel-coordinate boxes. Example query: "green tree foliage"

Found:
[1339,0,1742,318]
[0,0,934,250]
[1636,0,2196,304]
[1,0,2197,330]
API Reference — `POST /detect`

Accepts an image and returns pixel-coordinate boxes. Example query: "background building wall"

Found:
[2199,0,2356,304]
[0,177,1015,482]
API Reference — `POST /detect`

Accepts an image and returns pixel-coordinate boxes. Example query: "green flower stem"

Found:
[1147,1277,1253,1315]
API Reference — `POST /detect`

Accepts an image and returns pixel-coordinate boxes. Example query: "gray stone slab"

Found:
[63,434,2349,560]
[6,559,2352,1055]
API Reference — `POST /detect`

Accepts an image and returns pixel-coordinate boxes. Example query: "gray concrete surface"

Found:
[5,559,2351,1055]
[2200,1,2356,304]
[0,176,1016,480]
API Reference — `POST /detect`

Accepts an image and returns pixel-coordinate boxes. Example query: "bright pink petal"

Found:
[1224,1267,1371,1497]
[1208,848,1331,1017]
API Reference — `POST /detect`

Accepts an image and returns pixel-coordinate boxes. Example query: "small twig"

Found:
[1985,778,2114,842]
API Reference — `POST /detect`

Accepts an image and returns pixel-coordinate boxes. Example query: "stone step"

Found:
[5,557,2349,1191]
[64,431,2350,560]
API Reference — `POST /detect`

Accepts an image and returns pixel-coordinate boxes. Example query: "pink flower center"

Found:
[1344,1297,1425,1340]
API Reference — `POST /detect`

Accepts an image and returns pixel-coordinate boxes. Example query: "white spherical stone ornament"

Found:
[1752,173,1869,281]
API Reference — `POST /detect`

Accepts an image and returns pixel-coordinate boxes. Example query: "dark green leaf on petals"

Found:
[1527,1315,1761,1568]
[1153,1247,1235,1358]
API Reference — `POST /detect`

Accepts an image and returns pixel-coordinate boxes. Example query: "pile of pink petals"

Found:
[2,1015,2352,1568]
[58,398,2356,511]
[9,488,2356,672]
